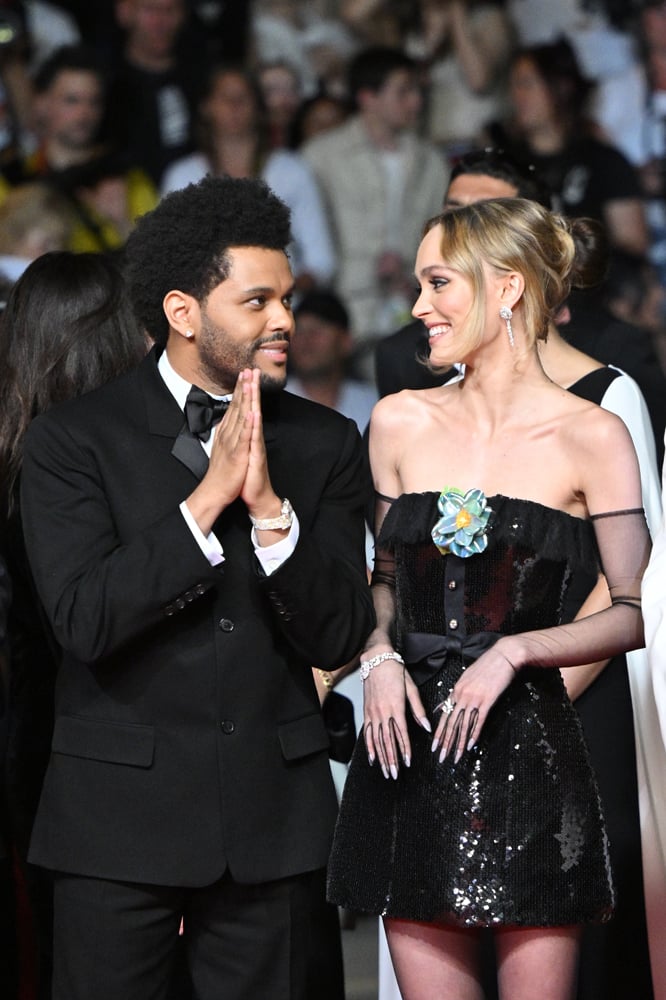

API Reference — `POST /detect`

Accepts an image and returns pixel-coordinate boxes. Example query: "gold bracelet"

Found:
[316,668,334,691]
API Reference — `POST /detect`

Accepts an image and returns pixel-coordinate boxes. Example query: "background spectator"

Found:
[0,3,34,172]
[251,0,357,100]
[484,38,649,256]
[104,0,204,186]
[160,62,336,293]
[504,0,648,167]
[289,91,350,148]
[602,250,666,372]
[0,181,73,281]
[23,1,80,71]
[256,59,304,149]
[636,2,666,299]
[339,0,406,48]
[404,0,513,160]
[1,44,158,254]
[288,288,377,434]
[303,46,448,368]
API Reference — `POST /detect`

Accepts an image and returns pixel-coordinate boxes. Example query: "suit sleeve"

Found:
[20,413,221,663]
[260,418,375,669]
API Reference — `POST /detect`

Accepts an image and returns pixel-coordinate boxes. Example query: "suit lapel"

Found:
[139,348,210,480]
[171,426,209,479]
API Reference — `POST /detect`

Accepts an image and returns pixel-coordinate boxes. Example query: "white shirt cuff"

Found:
[180,501,225,566]
[252,515,300,575]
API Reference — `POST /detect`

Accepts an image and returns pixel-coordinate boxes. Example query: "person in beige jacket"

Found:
[303,46,449,367]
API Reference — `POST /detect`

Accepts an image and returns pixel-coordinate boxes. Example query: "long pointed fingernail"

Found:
[431,737,439,753]
[367,752,375,766]
[404,755,411,768]
[390,764,398,780]
[467,739,476,752]
[420,716,432,732]
[439,746,448,763]
[381,764,389,780]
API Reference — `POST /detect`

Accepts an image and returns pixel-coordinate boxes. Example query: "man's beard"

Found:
[198,321,288,394]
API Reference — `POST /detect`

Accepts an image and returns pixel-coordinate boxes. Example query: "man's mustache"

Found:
[254,332,291,349]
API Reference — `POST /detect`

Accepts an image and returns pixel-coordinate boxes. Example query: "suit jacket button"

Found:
[164,604,175,616]
[220,720,235,734]
[175,597,186,610]
[218,618,234,632]
[195,583,206,595]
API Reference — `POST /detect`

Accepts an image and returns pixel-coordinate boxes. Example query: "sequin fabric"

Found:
[327,494,615,927]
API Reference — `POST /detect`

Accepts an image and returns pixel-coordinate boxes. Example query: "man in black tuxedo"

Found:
[20,176,374,999]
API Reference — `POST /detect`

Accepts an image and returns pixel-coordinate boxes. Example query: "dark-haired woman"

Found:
[483,40,648,257]
[0,251,147,998]
[328,198,651,999]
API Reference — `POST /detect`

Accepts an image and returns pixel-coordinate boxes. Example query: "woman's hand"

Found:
[431,642,519,764]
[362,648,430,779]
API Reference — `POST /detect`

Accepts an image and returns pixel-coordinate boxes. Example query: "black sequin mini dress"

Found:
[327,493,615,928]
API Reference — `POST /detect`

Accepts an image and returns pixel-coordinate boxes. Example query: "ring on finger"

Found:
[437,696,456,716]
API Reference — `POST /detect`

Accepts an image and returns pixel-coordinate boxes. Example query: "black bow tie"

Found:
[184,385,229,442]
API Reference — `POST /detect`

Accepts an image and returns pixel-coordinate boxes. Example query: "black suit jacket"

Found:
[20,349,374,886]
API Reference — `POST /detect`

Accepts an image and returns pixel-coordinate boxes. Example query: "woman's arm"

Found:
[361,400,430,777]
[437,407,650,760]
[561,575,611,702]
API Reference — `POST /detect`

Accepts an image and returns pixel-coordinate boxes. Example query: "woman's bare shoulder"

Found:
[372,385,456,425]
[564,391,633,447]
[371,389,440,430]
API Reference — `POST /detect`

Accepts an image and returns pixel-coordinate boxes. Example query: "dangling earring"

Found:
[499,306,514,348]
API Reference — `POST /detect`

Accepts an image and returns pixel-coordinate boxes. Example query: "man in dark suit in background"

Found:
[20,176,374,1000]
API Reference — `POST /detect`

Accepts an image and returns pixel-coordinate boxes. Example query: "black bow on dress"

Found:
[403,631,504,686]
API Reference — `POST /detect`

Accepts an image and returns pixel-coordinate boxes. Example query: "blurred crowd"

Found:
[0,0,665,384]
[2,3,666,999]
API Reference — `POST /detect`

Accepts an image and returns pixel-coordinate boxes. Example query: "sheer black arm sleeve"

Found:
[518,508,650,669]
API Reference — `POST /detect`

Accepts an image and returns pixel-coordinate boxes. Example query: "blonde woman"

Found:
[328,198,651,999]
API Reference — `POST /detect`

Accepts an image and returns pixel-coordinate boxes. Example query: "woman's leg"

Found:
[495,926,581,1000]
[384,917,485,1000]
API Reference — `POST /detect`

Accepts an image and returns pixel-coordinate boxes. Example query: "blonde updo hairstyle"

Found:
[423,198,607,357]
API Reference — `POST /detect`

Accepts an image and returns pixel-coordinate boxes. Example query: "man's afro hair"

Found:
[123,175,292,345]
